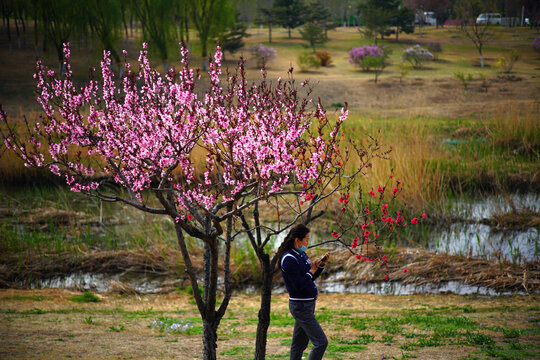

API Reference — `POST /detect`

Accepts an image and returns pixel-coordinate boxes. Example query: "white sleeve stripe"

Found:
[281,253,299,268]
[306,272,313,278]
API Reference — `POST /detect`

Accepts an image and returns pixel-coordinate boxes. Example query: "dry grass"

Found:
[0,288,538,360]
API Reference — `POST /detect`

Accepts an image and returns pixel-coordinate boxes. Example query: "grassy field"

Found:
[0,289,539,360]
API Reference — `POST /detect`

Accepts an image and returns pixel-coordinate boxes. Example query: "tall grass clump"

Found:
[487,101,539,156]
[341,118,448,214]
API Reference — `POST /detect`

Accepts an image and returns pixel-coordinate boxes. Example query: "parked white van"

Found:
[476,13,502,25]
[423,12,437,26]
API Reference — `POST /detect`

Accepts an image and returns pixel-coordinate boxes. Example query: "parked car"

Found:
[476,13,501,25]
[415,11,437,26]
[423,12,437,26]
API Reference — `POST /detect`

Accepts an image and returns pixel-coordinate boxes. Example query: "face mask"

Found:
[297,245,307,253]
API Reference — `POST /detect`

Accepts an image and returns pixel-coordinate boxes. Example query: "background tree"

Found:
[358,0,399,42]
[299,22,327,52]
[84,0,123,72]
[393,6,415,41]
[455,0,497,68]
[272,0,307,39]
[131,0,175,72]
[257,7,277,43]
[218,12,250,59]
[189,0,235,70]
[32,0,83,74]
[425,0,452,27]
[305,0,334,39]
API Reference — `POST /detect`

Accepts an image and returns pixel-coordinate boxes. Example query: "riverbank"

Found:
[1,245,538,296]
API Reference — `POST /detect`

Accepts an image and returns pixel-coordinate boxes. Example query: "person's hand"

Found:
[320,252,330,265]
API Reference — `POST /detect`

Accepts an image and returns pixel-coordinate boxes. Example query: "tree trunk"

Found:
[288,27,291,39]
[254,253,274,360]
[268,23,272,43]
[202,315,218,359]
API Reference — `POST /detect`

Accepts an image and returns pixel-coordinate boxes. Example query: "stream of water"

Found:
[13,192,540,296]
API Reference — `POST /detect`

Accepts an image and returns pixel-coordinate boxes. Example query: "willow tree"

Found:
[189,0,235,70]
[132,0,176,72]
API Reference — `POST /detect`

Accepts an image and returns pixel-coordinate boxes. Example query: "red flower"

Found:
[299,200,304,205]
[392,187,398,196]
[377,186,384,193]
[382,255,386,260]
[346,193,350,198]
[390,174,394,179]
[411,218,418,224]
[339,196,344,203]
[337,161,342,166]
[331,230,339,238]
[341,206,346,212]
[422,213,427,219]
[384,275,389,281]
[369,190,375,197]
[403,268,408,273]
[187,214,193,221]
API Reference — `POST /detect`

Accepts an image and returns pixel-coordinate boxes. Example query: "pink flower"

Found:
[422,213,427,219]
[403,268,407,273]
[377,186,383,193]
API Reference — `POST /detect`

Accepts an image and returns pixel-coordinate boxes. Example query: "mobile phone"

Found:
[320,253,329,263]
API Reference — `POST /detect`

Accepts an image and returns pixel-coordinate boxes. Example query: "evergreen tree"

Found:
[272,0,307,39]
[393,6,415,41]
[358,0,399,41]
[219,12,250,59]
[299,22,326,52]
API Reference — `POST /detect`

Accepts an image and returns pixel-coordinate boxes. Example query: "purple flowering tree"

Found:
[348,45,385,71]
[402,45,434,69]
[1,42,419,360]
[247,43,277,68]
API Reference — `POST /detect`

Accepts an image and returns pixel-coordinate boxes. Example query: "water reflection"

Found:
[427,193,539,264]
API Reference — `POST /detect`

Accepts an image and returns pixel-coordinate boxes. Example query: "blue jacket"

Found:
[280,248,324,301]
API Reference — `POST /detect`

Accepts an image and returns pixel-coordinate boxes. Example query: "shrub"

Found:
[297,52,321,71]
[531,37,540,58]
[401,45,433,69]
[425,42,443,60]
[397,62,411,83]
[315,51,332,66]
[69,291,100,303]
[496,50,520,73]
[247,43,277,68]
[454,72,474,90]
[348,45,385,71]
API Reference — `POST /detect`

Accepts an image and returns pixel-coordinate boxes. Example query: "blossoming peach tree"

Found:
[1,43,423,360]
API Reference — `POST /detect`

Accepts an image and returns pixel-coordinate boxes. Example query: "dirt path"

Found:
[1,289,538,359]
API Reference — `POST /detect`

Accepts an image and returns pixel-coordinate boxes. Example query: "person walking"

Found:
[277,224,330,360]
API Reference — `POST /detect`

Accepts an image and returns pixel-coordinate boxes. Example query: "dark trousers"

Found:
[288,300,328,360]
